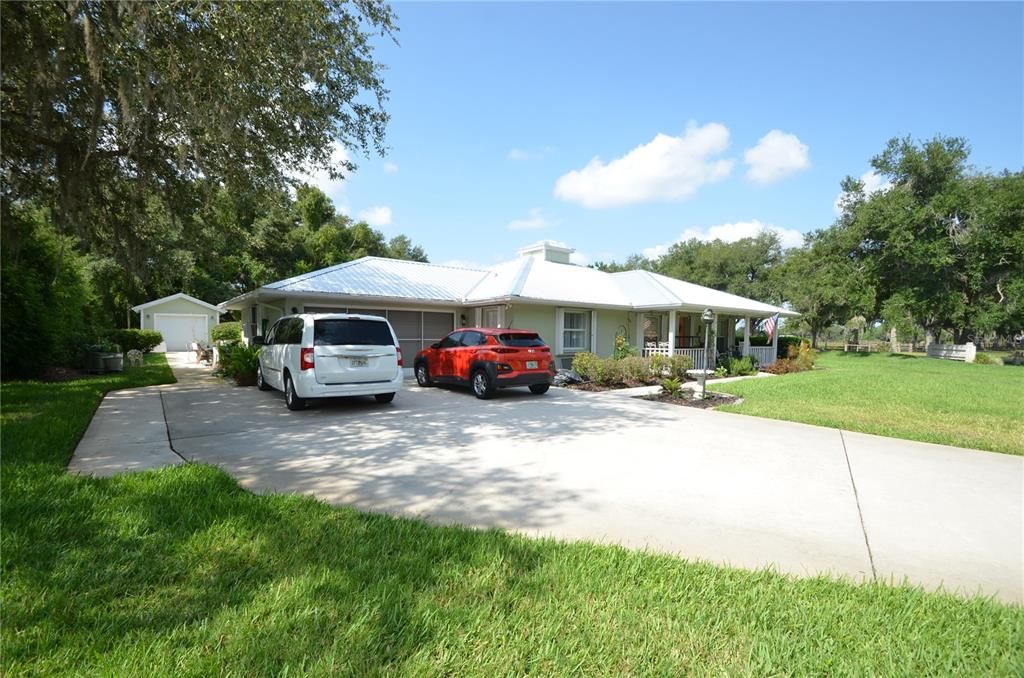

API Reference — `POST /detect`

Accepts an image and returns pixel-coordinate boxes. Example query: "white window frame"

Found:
[558,308,590,354]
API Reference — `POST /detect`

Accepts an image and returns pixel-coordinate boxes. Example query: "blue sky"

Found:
[311,2,1023,268]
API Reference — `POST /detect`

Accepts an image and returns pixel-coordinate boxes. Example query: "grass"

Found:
[2,355,1022,674]
[716,351,1024,455]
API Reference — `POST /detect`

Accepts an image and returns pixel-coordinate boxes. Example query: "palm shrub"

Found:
[218,341,261,385]
[718,355,758,376]
[661,377,685,397]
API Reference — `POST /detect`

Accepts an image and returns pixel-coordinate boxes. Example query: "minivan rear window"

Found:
[314,319,394,346]
[497,333,546,347]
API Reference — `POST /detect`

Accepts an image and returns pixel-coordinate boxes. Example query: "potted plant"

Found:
[84,341,121,373]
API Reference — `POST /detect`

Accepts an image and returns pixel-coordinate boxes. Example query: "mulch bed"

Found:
[640,392,741,409]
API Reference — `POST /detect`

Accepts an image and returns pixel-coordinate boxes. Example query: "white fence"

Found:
[642,346,709,367]
[748,346,776,366]
[926,342,977,363]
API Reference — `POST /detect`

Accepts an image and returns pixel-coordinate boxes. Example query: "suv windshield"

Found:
[496,333,546,347]
[314,319,393,346]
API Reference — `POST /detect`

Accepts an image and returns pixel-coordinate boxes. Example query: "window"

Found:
[438,332,463,349]
[460,331,487,347]
[265,320,282,345]
[314,319,394,346]
[497,333,546,347]
[562,311,588,351]
[281,318,304,344]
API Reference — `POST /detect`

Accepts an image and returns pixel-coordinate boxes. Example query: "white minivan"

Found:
[255,313,404,410]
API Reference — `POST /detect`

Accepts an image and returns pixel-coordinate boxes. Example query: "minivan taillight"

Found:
[396,346,403,367]
[300,348,315,370]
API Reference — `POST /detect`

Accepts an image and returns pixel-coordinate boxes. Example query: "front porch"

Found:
[635,310,778,368]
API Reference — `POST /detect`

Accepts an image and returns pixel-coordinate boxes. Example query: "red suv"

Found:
[413,328,556,399]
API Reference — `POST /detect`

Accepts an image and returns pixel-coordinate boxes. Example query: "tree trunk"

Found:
[889,326,898,353]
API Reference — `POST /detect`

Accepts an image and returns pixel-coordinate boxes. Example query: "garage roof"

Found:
[132,292,221,313]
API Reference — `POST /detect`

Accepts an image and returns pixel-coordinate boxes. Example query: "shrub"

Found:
[570,352,601,381]
[717,354,758,376]
[618,356,649,383]
[1002,352,1024,366]
[612,332,638,359]
[106,329,164,353]
[789,340,818,371]
[661,377,685,398]
[973,353,995,365]
[211,321,241,343]
[648,353,668,376]
[761,359,800,375]
[776,335,802,357]
[666,354,693,380]
[218,341,261,385]
[592,358,624,386]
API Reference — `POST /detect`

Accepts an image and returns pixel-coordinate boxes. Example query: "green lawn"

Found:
[716,351,1024,455]
[2,355,1022,674]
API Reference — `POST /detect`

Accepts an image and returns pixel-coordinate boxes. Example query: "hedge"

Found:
[106,329,164,353]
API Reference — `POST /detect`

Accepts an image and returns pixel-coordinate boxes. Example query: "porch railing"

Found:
[747,346,776,366]
[641,346,711,368]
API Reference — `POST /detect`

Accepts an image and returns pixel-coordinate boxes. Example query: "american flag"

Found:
[761,313,779,341]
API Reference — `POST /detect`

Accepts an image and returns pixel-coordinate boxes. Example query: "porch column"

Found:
[635,312,644,351]
[743,316,751,357]
[668,310,677,354]
[771,321,779,361]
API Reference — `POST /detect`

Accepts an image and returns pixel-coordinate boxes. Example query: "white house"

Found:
[219,241,798,368]
[131,292,221,352]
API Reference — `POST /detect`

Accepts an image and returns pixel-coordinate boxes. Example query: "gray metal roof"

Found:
[221,254,796,317]
[265,257,489,302]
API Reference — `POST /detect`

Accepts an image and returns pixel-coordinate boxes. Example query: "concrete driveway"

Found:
[147,374,1024,604]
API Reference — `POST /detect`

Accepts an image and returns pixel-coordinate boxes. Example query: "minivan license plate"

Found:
[525,360,538,369]
[350,358,368,368]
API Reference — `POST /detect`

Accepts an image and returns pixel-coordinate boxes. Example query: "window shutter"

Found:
[555,308,564,354]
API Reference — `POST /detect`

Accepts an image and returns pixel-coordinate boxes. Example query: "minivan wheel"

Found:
[415,363,433,387]
[375,392,396,404]
[529,383,550,395]
[471,369,495,399]
[256,364,271,391]
[284,374,306,411]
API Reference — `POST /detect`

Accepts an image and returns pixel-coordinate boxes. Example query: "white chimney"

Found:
[516,240,574,264]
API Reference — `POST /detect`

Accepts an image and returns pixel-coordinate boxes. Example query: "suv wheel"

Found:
[471,369,495,400]
[415,363,433,387]
[284,373,306,411]
[257,364,271,391]
[529,383,550,395]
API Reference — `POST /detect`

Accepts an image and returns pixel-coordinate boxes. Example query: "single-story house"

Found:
[131,292,221,352]
[219,241,798,370]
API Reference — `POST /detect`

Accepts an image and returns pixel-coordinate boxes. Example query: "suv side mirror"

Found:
[251,336,266,346]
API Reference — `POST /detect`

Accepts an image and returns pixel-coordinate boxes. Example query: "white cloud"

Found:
[743,130,810,184]
[553,122,734,208]
[642,219,805,259]
[508,148,530,161]
[358,206,392,227]
[832,170,892,216]
[383,161,399,174]
[507,208,555,231]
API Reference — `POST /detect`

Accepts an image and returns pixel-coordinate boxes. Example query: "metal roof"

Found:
[221,254,796,317]
[264,257,489,302]
[132,292,222,313]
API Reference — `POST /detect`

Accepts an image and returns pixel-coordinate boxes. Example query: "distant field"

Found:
[716,351,1024,455]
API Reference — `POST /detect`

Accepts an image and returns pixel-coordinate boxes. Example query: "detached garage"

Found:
[131,293,221,351]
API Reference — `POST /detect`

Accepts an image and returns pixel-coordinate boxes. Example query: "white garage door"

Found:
[154,314,208,351]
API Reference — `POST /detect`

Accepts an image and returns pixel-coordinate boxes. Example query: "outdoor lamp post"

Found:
[701,308,716,399]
